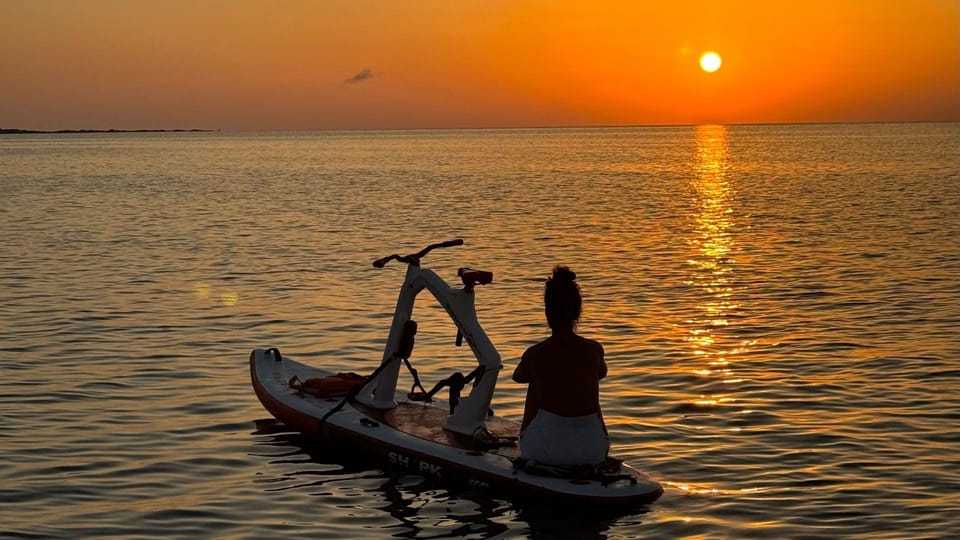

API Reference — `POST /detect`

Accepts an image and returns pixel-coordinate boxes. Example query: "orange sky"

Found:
[1,0,957,130]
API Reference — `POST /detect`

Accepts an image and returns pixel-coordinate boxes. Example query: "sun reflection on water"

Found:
[195,282,211,300]
[663,480,766,496]
[193,281,239,306]
[685,125,749,407]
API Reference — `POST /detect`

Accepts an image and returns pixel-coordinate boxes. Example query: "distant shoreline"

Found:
[0,128,215,135]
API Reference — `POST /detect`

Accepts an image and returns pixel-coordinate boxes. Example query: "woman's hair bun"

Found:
[551,265,577,283]
[544,265,581,328]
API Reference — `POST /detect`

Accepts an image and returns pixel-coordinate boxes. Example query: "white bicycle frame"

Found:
[354,262,501,438]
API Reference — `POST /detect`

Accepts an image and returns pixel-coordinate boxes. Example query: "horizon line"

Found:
[3,119,958,135]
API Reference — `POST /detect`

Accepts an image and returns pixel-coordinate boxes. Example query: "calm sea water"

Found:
[1,124,958,539]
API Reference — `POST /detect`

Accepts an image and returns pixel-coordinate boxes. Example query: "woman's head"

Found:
[544,265,581,329]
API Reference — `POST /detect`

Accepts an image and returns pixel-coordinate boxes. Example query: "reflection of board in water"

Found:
[250,349,663,506]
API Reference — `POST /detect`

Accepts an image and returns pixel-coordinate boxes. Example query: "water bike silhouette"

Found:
[250,239,662,506]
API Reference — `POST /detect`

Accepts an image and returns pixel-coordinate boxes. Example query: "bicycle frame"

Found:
[354,257,501,438]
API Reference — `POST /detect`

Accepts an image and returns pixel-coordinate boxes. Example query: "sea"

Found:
[1,123,958,539]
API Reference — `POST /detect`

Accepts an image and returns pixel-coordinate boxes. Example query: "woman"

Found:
[512,265,609,466]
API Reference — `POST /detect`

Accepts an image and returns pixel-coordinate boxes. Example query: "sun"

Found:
[700,51,722,73]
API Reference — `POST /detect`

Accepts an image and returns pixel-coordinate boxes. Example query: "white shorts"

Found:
[520,409,609,466]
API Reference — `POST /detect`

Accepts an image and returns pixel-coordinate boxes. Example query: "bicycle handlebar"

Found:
[372,239,464,268]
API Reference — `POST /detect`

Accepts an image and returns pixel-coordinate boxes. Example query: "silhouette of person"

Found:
[512,266,609,466]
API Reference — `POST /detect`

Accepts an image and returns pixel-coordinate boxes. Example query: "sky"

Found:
[1,0,958,131]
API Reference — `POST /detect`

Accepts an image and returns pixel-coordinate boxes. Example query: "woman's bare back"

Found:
[513,332,606,430]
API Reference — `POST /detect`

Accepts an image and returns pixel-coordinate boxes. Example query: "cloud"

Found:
[344,68,374,84]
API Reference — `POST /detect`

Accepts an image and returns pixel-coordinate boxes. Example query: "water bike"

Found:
[249,239,663,506]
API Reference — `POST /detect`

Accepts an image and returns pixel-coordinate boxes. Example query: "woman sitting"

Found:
[513,266,609,467]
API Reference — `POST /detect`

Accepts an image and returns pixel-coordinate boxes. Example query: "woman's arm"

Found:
[596,341,608,436]
[597,342,607,380]
[513,350,532,383]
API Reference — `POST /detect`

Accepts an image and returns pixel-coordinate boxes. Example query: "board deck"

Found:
[382,402,520,457]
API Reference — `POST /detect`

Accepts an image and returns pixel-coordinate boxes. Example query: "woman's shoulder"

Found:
[576,334,604,353]
[523,339,552,358]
